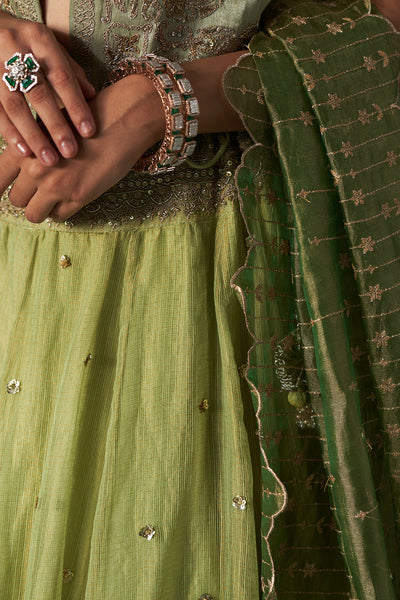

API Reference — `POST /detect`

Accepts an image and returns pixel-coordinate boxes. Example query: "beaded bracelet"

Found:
[108,54,200,175]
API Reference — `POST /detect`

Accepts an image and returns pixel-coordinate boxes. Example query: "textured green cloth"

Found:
[0,207,263,599]
[1,0,400,598]
[0,1,270,599]
[224,0,400,598]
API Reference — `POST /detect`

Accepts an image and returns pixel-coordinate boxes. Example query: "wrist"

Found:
[116,73,166,149]
[108,55,199,174]
[183,51,246,134]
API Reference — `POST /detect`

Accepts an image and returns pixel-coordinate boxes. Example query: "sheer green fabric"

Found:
[0,2,270,599]
[224,1,400,598]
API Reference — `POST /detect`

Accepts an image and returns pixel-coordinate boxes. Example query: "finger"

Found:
[60,48,96,100]
[0,146,20,194]
[32,40,96,138]
[24,189,58,223]
[49,200,82,222]
[8,166,37,207]
[0,103,31,157]
[26,78,79,158]
[0,88,60,166]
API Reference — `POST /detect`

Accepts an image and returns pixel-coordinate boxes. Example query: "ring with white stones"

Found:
[3,52,40,93]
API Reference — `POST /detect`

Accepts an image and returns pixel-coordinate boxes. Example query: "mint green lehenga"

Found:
[1,1,400,600]
[0,1,267,599]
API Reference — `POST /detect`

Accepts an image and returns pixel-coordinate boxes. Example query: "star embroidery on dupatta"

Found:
[360,236,375,254]
[387,424,400,437]
[382,202,391,219]
[298,189,310,201]
[394,198,400,215]
[339,252,351,269]
[311,48,326,63]
[255,283,263,301]
[292,15,307,25]
[326,21,343,35]
[367,284,382,302]
[393,470,400,483]
[363,55,377,71]
[355,510,367,520]
[267,188,278,204]
[282,334,295,351]
[300,110,315,126]
[358,109,371,125]
[327,92,341,109]
[278,541,288,556]
[350,189,365,205]
[341,141,354,157]
[304,73,316,90]
[373,330,389,348]
[381,379,396,394]
[303,563,317,578]
[256,88,265,105]
[386,150,398,166]
[264,383,274,398]
[280,239,290,255]
[351,346,363,362]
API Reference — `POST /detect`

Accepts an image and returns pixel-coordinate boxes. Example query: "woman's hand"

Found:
[0,73,164,223]
[0,49,249,223]
[0,11,96,165]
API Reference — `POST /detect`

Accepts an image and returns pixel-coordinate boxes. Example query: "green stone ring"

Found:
[3,52,40,93]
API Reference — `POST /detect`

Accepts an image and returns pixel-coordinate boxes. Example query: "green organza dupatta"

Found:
[224,1,400,598]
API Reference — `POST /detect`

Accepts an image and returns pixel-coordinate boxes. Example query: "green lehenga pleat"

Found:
[0,205,261,599]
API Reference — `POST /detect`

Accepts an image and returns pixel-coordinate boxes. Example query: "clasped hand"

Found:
[0,74,164,222]
[0,14,164,223]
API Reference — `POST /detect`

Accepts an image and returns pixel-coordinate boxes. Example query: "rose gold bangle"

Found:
[108,54,200,175]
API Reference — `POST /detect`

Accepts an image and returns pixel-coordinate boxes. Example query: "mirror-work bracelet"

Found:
[108,54,200,175]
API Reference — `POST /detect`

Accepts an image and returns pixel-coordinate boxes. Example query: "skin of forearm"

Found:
[183,51,246,134]
[121,0,400,143]
[372,0,400,29]
[122,51,247,147]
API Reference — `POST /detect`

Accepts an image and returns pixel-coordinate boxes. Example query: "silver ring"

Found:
[2,52,40,93]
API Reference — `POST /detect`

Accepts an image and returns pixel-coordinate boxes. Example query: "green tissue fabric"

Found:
[224,0,400,598]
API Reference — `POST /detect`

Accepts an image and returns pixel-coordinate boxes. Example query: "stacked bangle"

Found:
[108,54,200,175]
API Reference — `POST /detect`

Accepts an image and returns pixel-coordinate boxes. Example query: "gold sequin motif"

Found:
[63,569,74,583]
[139,525,156,540]
[59,255,72,269]
[232,495,247,510]
[7,379,21,394]
[198,399,209,412]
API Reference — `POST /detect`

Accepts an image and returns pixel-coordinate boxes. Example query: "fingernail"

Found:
[41,148,58,166]
[17,142,30,156]
[80,120,95,136]
[60,139,77,158]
